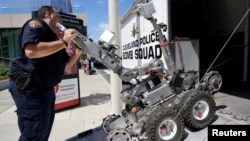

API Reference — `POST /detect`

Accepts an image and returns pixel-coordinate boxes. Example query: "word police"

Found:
[122,31,167,59]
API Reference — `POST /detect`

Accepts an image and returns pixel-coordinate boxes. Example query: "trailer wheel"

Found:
[145,107,184,141]
[181,90,216,129]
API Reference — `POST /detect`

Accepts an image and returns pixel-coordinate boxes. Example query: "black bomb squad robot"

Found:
[57,2,222,141]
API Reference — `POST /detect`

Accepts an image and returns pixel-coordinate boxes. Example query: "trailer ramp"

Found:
[65,126,107,141]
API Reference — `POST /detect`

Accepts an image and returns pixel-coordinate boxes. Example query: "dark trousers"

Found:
[9,80,56,141]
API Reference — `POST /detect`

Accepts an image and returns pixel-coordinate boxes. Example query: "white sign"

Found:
[121,0,169,69]
[54,78,80,110]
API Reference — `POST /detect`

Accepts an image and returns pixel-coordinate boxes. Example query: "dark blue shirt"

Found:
[10,19,69,87]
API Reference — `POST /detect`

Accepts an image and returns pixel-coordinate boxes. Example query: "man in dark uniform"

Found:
[8,6,82,141]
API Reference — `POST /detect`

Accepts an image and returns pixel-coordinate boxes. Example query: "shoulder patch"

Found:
[28,20,43,28]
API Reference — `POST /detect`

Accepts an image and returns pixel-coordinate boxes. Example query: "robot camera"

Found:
[99,29,115,44]
[136,2,156,19]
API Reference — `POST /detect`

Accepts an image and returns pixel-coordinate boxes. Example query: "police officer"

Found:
[8,6,82,141]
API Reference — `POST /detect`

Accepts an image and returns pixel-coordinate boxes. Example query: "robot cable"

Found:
[199,7,250,84]
[174,7,250,120]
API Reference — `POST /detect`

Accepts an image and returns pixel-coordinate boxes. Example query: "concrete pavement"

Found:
[0,69,111,141]
[0,69,249,141]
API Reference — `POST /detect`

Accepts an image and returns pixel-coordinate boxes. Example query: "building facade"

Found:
[0,0,72,13]
[0,0,86,65]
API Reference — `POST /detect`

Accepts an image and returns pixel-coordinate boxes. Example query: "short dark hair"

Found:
[38,5,54,18]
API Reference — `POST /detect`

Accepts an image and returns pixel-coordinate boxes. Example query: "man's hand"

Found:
[63,29,77,45]
[75,47,83,54]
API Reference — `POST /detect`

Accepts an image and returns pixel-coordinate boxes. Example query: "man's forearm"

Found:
[24,40,67,59]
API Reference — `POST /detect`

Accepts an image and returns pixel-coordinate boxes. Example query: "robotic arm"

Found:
[56,23,165,82]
